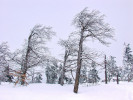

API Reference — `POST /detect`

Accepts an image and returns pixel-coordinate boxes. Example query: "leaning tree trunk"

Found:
[21,51,29,85]
[60,50,68,86]
[21,35,31,85]
[73,31,83,93]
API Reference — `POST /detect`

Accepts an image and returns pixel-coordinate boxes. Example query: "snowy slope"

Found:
[0,82,133,100]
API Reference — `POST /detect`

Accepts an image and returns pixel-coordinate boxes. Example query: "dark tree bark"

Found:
[105,55,108,84]
[60,50,68,86]
[117,74,119,84]
[74,30,84,93]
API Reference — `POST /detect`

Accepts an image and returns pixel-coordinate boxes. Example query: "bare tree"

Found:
[58,37,78,86]
[73,8,114,93]
[12,25,55,85]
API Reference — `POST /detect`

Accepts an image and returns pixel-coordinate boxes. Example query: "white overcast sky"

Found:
[0,0,133,66]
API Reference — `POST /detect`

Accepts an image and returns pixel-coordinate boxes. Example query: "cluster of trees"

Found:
[0,8,133,93]
[104,43,133,84]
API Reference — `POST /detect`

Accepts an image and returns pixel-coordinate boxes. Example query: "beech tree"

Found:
[12,25,55,85]
[73,8,114,93]
[58,36,79,85]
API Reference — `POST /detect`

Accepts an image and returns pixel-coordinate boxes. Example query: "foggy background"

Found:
[0,0,133,66]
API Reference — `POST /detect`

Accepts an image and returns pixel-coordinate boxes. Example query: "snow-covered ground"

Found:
[0,82,133,100]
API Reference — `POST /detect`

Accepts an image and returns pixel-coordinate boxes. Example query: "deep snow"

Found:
[0,82,133,100]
